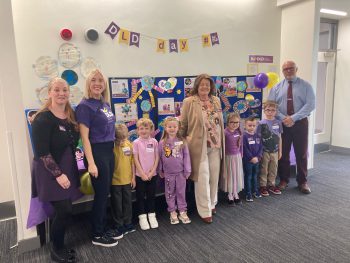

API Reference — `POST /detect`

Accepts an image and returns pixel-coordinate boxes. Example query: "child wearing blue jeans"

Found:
[243,116,263,202]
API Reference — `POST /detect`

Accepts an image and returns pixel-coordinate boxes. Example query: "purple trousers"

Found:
[278,118,308,185]
[164,173,187,212]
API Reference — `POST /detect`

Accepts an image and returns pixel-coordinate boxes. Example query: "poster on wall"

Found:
[174,102,183,117]
[111,79,129,98]
[114,103,138,122]
[246,77,261,92]
[184,77,196,98]
[158,97,175,115]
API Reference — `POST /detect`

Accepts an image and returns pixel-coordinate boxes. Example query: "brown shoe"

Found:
[277,181,288,191]
[201,216,213,224]
[299,183,311,194]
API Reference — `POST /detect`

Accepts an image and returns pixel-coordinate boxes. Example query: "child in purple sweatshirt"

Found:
[158,117,191,225]
[243,116,263,202]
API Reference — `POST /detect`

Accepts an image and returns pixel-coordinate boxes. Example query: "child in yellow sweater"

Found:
[110,124,136,238]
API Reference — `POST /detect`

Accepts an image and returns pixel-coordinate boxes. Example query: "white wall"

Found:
[279,0,320,168]
[332,18,350,148]
[11,0,282,109]
[0,0,37,244]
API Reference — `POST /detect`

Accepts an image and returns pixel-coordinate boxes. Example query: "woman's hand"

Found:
[89,163,98,178]
[56,174,71,189]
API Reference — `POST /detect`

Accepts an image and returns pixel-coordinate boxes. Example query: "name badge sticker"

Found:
[59,125,66,131]
[146,143,154,153]
[174,141,183,146]
[248,140,256,145]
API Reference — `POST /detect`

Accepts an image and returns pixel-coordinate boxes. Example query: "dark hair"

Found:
[245,116,256,122]
[191,74,216,96]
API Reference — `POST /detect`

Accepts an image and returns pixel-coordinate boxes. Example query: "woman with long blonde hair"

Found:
[75,69,119,247]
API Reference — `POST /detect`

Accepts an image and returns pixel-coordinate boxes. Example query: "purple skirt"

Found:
[31,147,83,202]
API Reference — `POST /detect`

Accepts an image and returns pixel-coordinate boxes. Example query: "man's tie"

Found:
[287,81,294,115]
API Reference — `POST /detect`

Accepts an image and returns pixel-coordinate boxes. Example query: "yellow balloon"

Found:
[266,72,280,89]
[79,172,94,195]
[245,94,254,101]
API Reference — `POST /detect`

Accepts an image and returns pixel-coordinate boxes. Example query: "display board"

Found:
[108,75,263,141]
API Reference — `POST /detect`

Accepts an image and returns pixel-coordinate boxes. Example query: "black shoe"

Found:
[227,200,235,206]
[92,235,118,247]
[51,248,76,263]
[105,228,123,240]
[234,198,242,205]
[123,224,136,235]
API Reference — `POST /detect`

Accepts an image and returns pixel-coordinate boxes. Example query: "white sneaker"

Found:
[178,211,191,224]
[148,213,159,229]
[138,214,150,230]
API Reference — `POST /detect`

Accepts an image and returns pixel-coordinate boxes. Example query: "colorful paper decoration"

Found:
[219,93,231,112]
[169,39,178,53]
[128,129,138,142]
[233,100,249,113]
[179,39,189,52]
[210,32,220,46]
[33,56,58,80]
[36,85,49,104]
[104,22,120,39]
[157,39,166,53]
[202,34,211,47]
[69,86,84,106]
[80,57,100,78]
[58,43,81,68]
[141,100,152,113]
[245,94,254,101]
[119,29,130,44]
[237,81,247,92]
[61,70,78,86]
[130,32,140,47]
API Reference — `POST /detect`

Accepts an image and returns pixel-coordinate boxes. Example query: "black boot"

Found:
[50,248,76,263]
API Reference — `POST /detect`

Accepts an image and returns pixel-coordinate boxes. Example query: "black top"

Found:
[31,110,79,177]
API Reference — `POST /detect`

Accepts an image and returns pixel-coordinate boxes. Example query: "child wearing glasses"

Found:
[220,112,244,205]
[258,101,283,196]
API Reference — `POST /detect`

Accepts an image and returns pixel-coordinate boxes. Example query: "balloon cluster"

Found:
[254,72,280,89]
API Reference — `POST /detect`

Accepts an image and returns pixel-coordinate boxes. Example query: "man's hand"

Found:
[283,116,294,127]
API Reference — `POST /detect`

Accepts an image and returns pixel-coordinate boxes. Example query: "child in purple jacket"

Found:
[158,117,192,224]
[243,116,263,202]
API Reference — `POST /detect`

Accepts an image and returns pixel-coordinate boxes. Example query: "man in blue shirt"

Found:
[268,60,315,194]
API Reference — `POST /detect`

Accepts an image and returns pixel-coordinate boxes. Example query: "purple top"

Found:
[158,138,191,178]
[243,131,263,162]
[224,128,242,156]
[75,98,116,144]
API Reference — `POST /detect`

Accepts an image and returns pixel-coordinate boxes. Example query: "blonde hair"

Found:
[84,69,110,104]
[34,77,78,130]
[115,124,129,145]
[160,116,184,142]
[136,118,154,131]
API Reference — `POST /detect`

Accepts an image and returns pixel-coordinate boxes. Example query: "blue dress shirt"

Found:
[268,77,315,122]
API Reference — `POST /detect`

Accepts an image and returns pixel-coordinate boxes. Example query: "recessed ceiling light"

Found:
[320,8,347,16]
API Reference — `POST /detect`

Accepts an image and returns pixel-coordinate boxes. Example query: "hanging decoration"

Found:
[105,21,220,53]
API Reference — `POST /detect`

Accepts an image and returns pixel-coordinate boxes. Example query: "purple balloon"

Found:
[254,73,269,89]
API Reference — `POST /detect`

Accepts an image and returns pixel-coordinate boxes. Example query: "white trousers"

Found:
[194,147,221,218]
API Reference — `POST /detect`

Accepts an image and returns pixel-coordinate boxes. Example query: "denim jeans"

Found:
[244,162,260,196]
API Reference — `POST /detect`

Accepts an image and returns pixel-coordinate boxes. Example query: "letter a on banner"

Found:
[169,39,178,53]
[119,29,130,44]
[179,39,189,52]
[202,34,211,47]
[157,39,166,53]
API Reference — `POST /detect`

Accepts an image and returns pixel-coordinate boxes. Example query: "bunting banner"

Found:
[104,21,219,53]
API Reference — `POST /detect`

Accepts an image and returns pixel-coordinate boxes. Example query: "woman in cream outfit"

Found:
[181,74,225,223]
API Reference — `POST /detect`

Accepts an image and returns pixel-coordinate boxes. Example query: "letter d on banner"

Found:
[130,32,140,47]
[104,21,120,39]
[157,39,165,53]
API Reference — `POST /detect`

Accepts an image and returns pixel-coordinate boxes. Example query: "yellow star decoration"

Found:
[138,95,143,100]
[176,89,182,95]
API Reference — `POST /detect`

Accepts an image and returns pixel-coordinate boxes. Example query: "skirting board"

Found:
[18,236,41,253]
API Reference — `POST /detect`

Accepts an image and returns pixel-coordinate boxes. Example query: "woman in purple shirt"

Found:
[75,69,118,247]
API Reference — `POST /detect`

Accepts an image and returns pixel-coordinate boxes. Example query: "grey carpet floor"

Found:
[1,151,350,263]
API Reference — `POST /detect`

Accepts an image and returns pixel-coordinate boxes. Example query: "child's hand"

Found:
[141,173,149,181]
[131,178,136,189]
[159,172,164,178]
[184,173,191,179]
[278,152,282,160]
[251,157,259,164]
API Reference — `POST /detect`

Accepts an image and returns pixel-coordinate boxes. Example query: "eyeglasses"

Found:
[282,67,296,72]
[229,121,239,124]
